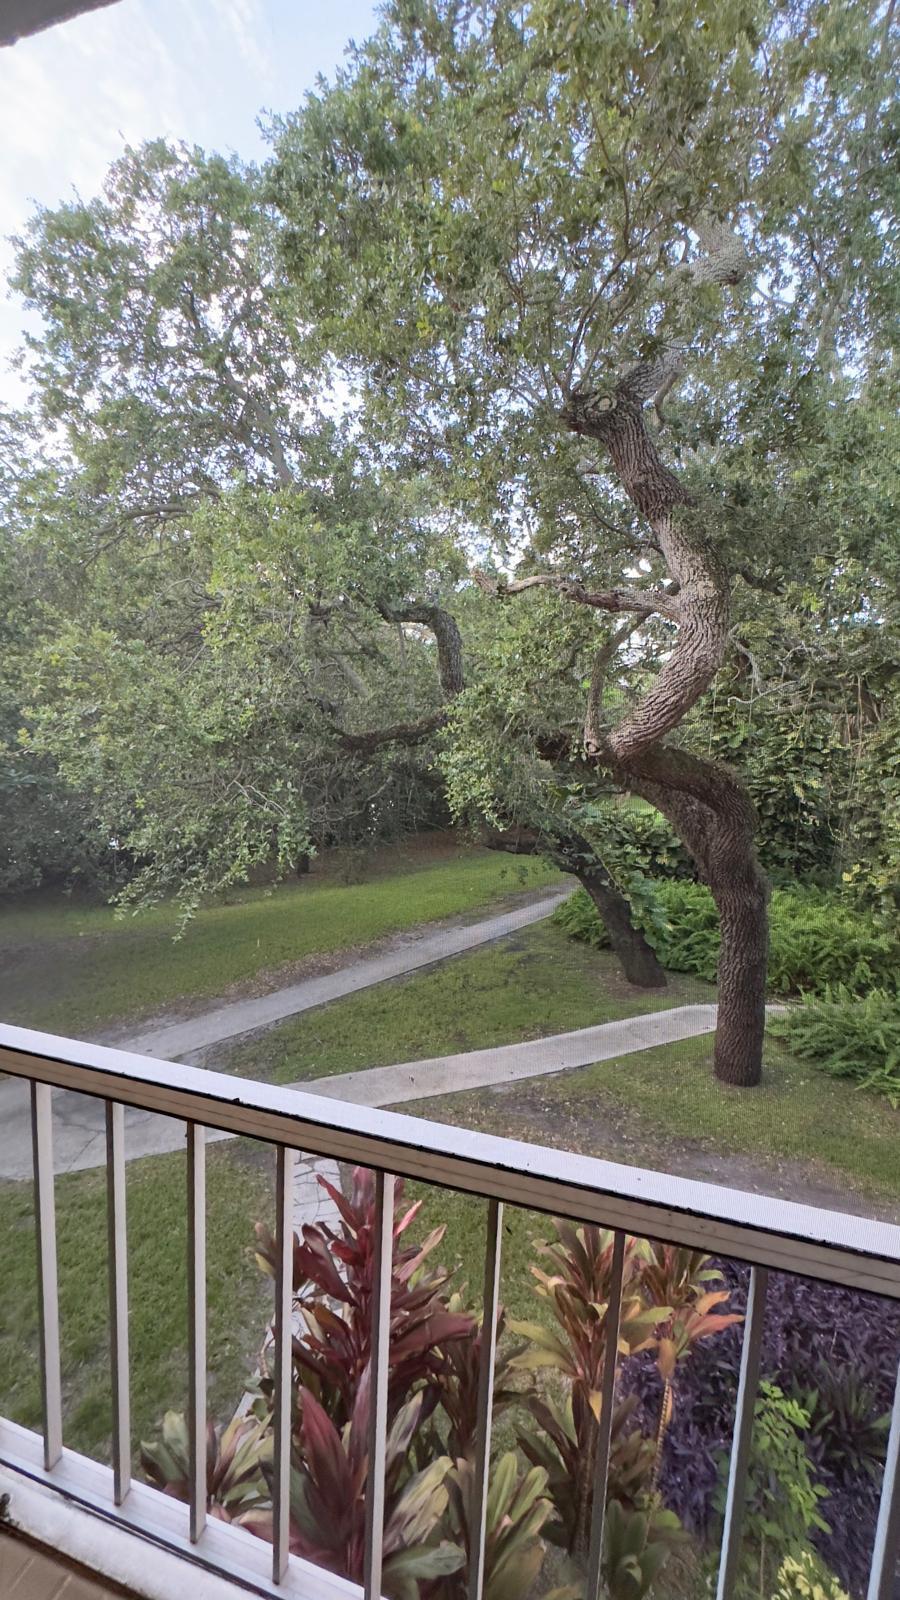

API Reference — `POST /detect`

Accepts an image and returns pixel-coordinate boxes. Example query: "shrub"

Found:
[508,1222,739,1600]
[771,986,900,1106]
[144,1191,746,1600]
[715,1381,830,1598]
[552,883,900,998]
[621,1262,900,1597]
[764,893,899,997]
[253,1166,474,1429]
[585,802,694,884]
[797,1363,892,1487]
[251,1380,464,1588]
[774,1550,851,1599]
[552,882,616,948]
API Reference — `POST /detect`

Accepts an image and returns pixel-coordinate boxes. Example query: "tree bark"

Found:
[483,825,667,991]
[707,849,769,1085]
[621,748,769,1086]
[576,860,667,989]
[556,325,769,1084]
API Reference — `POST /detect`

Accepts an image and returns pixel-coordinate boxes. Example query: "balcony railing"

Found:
[0,1020,898,1600]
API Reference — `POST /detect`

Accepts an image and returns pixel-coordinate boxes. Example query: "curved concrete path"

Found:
[302,1004,718,1107]
[0,1004,720,1181]
[123,888,570,1062]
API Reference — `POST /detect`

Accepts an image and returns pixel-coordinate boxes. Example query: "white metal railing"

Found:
[0,1020,898,1600]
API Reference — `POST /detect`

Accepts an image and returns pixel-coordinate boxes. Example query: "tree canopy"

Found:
[1,0,897,1084]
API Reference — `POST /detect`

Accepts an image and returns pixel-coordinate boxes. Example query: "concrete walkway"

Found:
[301,1004,719,1107]
[123,888,570,1061]
[0,1005,719,1180]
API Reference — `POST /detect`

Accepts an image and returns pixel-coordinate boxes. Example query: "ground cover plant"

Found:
[140,1169,874,1600]
[772,987,900,1108]
[553,885,900,1000]
[0,844,556,1036]
[624,1262,900,1597]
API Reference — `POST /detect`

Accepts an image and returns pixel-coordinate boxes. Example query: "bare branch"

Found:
[376,600,464,696]
[332,599,465,755]
[338,710,447,753]
[729,633,765,696]
[473,568,681,621]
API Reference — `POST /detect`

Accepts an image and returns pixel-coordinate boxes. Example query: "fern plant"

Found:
[772,985,900,1106]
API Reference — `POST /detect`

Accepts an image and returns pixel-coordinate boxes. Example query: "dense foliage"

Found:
[624,1262,900,1596]
[140,1174,881,1598]
[553,884,900,999]
[265,0,899,1087]
[1,0,896,1086]
[772,987,900,1107]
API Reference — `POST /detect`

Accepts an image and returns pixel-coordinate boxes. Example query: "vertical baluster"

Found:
[106,1101,131,1505]
[585,1230,627,1600]
[31,1082,62,1471]
[365,1171,395,1600]
[272,1144,296,1584]
[468,1199,504,1600]
[715,1266,769,1600]
[187,1123,207,1543]
[867,1351,900,1600]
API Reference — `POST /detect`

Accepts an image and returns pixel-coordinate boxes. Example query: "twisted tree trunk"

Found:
[625,752,769,1085]
[557,274,770,1082]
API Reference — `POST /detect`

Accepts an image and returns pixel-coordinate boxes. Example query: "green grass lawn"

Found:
[220,915,900,1204]
[566,1032,900,1198]
[405,1178,554,1326]
[0,1139,274,1466]
[414,1031,900,1208]
[0,844,557,1037]
[222,922,713,1084]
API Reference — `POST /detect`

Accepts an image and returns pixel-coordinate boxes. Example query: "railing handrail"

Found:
[2,1021,899,1300]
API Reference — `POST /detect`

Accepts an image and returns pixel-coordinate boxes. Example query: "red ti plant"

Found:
[254,1167,474,1430]
[433,1291,520,1461]
[423,1290,561,1600]
[243,1362,464,1598]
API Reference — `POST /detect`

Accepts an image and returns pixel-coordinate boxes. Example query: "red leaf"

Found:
[300,1389,353,1508]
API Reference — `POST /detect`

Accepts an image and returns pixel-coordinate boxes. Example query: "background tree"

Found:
[6,135,668,979]
[4,143,454,913]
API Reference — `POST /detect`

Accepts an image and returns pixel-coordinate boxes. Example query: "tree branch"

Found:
[332,599,464,753]
[584,616,644,754]
[472,568,681,622]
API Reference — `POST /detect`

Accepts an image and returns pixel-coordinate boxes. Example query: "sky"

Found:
[0,0,379,404]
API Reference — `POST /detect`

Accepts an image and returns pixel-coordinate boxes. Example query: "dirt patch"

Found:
[409,1078,900,1225]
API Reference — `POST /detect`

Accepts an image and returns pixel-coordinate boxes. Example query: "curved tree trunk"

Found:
[575,860,667,989]
[483,825,667,991]
[622,749,769,1087]
[557,266,770,1083]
